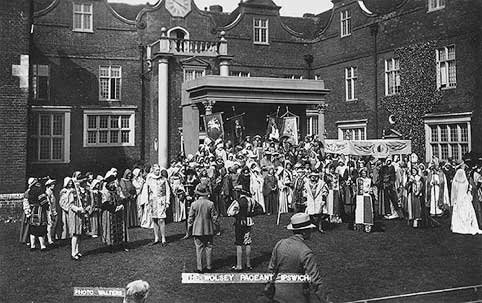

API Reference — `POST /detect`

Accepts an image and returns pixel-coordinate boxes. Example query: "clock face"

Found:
[165,0,191,17]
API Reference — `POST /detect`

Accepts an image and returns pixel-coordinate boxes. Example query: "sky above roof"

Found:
[107,0,333,17]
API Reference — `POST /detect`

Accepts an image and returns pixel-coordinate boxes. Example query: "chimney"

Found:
[209,5,223,13]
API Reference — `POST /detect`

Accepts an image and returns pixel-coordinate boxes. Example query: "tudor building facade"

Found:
[0,0,481,196]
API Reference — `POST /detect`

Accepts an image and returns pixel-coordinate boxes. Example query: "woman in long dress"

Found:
[277,165,292,214]
[119,169,138,228]
[354,168,374,232]
[169,172,186,222]
[101,175,128,251]
[250,166,265,213]
[450,168,482,235]
[263,167,278,215]
[406,167,424,228]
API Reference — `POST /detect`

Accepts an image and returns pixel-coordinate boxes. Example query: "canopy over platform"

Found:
[181,75,330,156]
[183,75,330,106]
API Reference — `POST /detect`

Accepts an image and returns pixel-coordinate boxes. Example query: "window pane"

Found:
[110,115,119,128]
[460,124,468,142]
[39,138,51,160]
[451,144,459,160]
[87,131,97,144]
[40,115,51,136]
[440,125,448,142]
[83,4,92,13]
[99,131,108,143]
[430,125,438,142]
[110,130,119,143]
[88,115,97,129]
[121,115,130,128]
[431,144,439,159]
[121,130,130,143]
[441,144,449,160]
[447,46,455,60]
[52,138,62,160]
[114,78,121,99]
[52,114,63,136]
[100,78,109,99]
[38,76,49,99]
[449,125,458,142]
[74,14,82,29]
[74,4,82,12]
[99,67,109,77]
[83,14,91,30]
[99,116,108,129]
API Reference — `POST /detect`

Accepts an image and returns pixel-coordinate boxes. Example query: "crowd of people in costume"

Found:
[20,135,482,263]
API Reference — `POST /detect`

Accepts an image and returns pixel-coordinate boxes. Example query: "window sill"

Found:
[32,160,70,164]
[72,29,94,33]
[253,42,270,46]
[385,93,400,97]
[427,7,445,13]
[341,33,352,38]
[345,98,358,103]
[83,144,135,148]
[438,86,456,91]
[99,99,121,102]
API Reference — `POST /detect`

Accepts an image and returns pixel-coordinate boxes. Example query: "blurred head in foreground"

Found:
[124,280,150,303]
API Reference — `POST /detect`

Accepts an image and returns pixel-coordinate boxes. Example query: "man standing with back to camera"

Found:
[265,213,330,303]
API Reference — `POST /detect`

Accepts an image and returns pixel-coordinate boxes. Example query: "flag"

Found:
[281,116,298,145]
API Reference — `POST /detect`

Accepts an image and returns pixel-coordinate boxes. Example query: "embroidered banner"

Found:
[266,116,281,141]
[280,116,299,145]
[203,112,224,141]
[324,140,411,157]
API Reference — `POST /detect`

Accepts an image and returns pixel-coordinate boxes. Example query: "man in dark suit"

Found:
[188,185,219,273]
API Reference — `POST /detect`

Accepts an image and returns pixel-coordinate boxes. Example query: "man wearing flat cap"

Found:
[266,213,329,303]
[188,185,219,273]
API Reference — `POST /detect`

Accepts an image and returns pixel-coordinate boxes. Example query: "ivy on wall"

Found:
[381,40,443,160]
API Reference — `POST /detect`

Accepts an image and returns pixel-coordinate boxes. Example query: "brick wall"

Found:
[0,194,24,220]
[0,0,30,194]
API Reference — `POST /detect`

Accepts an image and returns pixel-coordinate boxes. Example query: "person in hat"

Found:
[120,169,139,228]
[59,176,86,260]
[379,157,404,220]
[326,165,343,224]
[22,178,49,251]
[250,166,265,213]
[293,166,309,213]
[426,157,450,217]
[146,165,171,246]
[123,280,150,303]
[304,171,328,232]
[187,185,219,273]
[101,172,128,252]
[267,213,327,303]
[263,167,278,216]
[88,178,102,238]
[44,178,58,245]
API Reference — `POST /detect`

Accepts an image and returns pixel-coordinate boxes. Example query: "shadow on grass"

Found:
[212,250,273,271]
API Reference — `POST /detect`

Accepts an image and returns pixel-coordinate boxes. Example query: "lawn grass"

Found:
[0,214,481,303]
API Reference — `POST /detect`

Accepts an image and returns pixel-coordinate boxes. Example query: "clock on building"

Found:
[165,0,191,17]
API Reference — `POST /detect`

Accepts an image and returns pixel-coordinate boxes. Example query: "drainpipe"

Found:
[139,44,146,162]
[370,23,379,139]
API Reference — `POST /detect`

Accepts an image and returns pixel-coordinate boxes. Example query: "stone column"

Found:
[158,57,169,167]
[217,31,232,76]
[317,101,328,145]
[183,104,200,157]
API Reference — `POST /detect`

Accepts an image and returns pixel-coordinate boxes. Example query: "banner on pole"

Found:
[324,140,411,157]
[281,116,298,145]
[266,116,281,141]
[203,112,224,141]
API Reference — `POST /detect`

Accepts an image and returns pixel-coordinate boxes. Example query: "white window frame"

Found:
[230,71,251,77]
[306,109,319,138]
[83,110,135,147]
[428,0,445,12]
[33,64,49,100]
[345,66,357,101]
[253,18,269,45]
[183,67,206,82]
[31,106,71,164]
[385,58,401,96]
[436,45,456,90]
[73,3,93,32]
[284,75,303,80]
[340,10,351,37]
[99,65,122,101]
[337,120,367,140]
[424,112,471,162]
